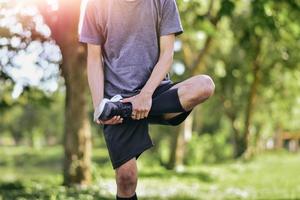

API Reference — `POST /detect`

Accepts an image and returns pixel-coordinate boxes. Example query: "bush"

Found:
[185,132,233,165]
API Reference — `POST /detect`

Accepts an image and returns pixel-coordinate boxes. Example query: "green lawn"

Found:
[0,146,299,200]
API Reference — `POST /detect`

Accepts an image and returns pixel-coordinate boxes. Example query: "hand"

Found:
[96,116,123,125]
[122,92,152,120]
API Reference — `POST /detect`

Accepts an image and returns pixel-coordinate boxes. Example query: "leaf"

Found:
[218,0,235,17]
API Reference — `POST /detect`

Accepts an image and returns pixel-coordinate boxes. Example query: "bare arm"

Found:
[87,44,122,124]
[122,34,176,120]
[87,44,104,110]
[141,34,175,95]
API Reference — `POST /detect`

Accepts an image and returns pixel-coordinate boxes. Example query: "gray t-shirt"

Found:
[80,0,183,98]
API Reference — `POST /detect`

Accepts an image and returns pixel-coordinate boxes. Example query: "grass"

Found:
[0,146,299,199]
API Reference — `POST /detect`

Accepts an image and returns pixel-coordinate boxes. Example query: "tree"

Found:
[216,0,300,157]
[0,0,92,185]
[37,0,92,185]
[167,0,300,163]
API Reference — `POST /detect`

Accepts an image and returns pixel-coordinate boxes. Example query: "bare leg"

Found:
[163,75,215,120]
[115,158,138,198]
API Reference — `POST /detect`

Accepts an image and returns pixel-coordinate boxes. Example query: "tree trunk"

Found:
[39,0,92,186]
[175,125,185,169]
[167,126,181,169]
[62,46,92,186]
[183,114,193,142]
[167,114,193,170]
[221,97,245,158]
[230,118,244,158]
[242,58,261,157]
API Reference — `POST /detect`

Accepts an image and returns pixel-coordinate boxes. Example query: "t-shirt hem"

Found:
[160,28,183,37]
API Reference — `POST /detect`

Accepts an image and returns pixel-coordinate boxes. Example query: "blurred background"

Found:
[0,0,300,199]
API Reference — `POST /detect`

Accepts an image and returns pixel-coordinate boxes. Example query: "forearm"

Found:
[141,34,175,96]
[141,52,173,96]
[87,58,104,110]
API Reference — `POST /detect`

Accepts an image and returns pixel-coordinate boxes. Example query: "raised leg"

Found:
[163,75,215,120]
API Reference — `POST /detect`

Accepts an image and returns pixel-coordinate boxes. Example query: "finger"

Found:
[103,116,118,124]
[145,110,150,118]
[111,116,121,124]
[111,116,120,123]
[116,116,122,122]
[114,116,124,122]
[144,111,148,119]
[136,111,142,120]
[138,111,144,119]
[131,110,137,119]
[143,109,148,117]
[110,116,118,121]
[139,109,146,119]
[141,110,147,119]
[131,113,135,119]
[133,110,139,120]
[116,117,123,124]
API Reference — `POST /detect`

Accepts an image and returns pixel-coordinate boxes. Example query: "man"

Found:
[79,0,215,199]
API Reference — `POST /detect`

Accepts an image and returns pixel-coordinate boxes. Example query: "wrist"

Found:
[93,99,104,121]
[141,88,154,97]
[93,99,102,110]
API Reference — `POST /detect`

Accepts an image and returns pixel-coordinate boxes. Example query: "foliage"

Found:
[0,89,64,146]
[173,0,300,158]
[0,0,61,108]
[185,132,232,165]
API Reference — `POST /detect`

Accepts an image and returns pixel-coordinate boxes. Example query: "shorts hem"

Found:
[112,143,154,169]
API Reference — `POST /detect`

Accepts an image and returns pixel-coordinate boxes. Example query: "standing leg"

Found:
[115,158,138,200]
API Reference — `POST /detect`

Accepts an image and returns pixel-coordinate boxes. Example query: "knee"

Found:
[201,75,215,97]
[193,75,215,100]
[116,169,137,195]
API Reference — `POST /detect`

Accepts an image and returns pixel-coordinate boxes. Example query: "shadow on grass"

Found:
[0,181,113,200]
[139,169,214,183]
[0,150,63,170]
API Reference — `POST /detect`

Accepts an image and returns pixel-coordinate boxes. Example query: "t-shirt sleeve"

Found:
[159,0,183,36]
[79,0,104,45]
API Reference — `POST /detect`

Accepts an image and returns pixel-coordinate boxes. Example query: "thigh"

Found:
[167,76,198,91]
[161,76,199,120]
[147,80,193,126]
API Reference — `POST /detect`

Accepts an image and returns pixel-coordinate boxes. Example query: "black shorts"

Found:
[103,81,192,169]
